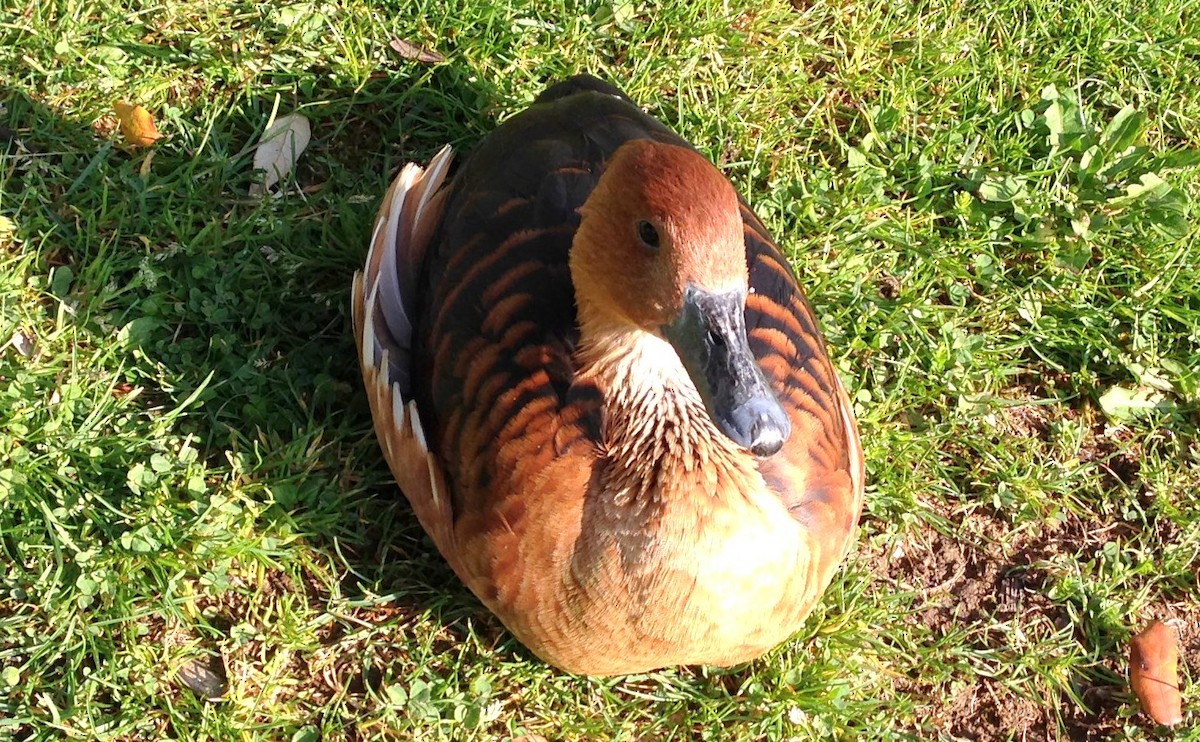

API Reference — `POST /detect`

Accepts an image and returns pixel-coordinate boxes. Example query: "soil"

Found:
[869,396,1193,740]
[880,510,1126,740]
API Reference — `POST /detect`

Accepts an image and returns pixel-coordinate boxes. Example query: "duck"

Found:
[352,74,864,676]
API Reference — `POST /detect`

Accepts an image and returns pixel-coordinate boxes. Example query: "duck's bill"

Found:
[662,285,791,457]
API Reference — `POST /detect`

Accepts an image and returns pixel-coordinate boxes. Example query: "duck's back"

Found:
[413,78,683,516]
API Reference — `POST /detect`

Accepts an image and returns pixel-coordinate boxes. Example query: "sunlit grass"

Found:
[1,0,1197,739]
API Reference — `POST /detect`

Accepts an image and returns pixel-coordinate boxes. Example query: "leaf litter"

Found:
[250,113,311,196]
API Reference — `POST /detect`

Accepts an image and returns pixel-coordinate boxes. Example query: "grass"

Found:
[1,0,1198,739]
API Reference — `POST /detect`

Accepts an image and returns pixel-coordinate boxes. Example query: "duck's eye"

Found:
[636,220,660,251]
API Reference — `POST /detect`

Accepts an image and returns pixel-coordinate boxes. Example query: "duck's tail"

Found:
[353,146,459,563]
[355,145,453,396]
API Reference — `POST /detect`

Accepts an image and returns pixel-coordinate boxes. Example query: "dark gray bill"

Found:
[662,284,791,457]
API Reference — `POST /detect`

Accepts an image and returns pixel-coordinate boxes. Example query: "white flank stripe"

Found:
[414,146,453,228]
[408,401,427,453]
[376,167,420,348]
[427,456,442,506]
[362,284,378,369]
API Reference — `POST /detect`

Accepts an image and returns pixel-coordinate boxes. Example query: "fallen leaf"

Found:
[0,214,16,244]
[176,655,227,700]
[7,330,34,358]
[389,37,446,63]
[112,101,162,147]
[1130,620,1183,726]
[1098,384,1171,422]
[250,113,311,196]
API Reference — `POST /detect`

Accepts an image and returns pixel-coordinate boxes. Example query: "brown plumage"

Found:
[353,75,864,675]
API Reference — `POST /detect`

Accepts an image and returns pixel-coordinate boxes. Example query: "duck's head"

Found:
[571,139,791,457]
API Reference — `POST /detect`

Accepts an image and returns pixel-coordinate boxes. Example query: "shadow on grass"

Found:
[2,64,545,683]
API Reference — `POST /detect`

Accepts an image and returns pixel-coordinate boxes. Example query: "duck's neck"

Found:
[576,320,751,499]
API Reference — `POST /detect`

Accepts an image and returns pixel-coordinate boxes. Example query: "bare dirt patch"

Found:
[865,385,1199,739]
[880,512,1068,739]
[991,396,1059,440]
[875,502,1139,740]
[931,681,1053,741]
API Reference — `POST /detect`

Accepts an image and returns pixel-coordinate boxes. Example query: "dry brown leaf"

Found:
[112,101,162,147]
[389,37,446,64]
[1130,620,1183,726]
[250,113,311,196]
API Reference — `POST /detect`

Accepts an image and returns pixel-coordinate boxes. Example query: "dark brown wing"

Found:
[412,80,679,521]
